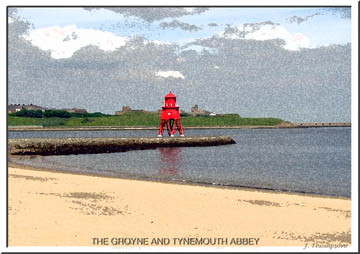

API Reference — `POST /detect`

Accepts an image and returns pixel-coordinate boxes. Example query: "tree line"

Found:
[10,109,109,118]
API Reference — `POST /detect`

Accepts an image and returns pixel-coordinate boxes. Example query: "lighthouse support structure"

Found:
[158,92,184,137]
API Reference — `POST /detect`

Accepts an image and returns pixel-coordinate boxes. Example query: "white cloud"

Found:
[156,71,185,79]
[181,44,218,54]
[244,24,310,50]
[23,25,128,59]
[284,33,310,50]
[144,40,171,46]
[219,23,311,51]
[176,57,186,62]
[8,17,14,23]
[244,24,289,41]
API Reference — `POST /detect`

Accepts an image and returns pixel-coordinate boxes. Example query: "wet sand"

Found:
[8,164,351,248]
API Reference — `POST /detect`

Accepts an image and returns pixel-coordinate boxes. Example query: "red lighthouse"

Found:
[158,91,184,137]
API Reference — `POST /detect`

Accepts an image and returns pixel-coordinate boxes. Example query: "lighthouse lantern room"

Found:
[158,91,184,137]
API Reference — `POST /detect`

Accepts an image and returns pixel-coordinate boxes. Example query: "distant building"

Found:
[25,104,46,111]
[9,104,89,114]
[8,104,23,113]
[122,106,131,113]
[190,104,212,116]
[191,104,199,113]
[115,106,149,115]
[62,107,88,113]
[8,104,47,113]
[115,106,131,115]
[115,106,161,115]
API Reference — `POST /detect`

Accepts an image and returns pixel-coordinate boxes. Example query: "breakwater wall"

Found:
[291,122,351,128]
[8,136,236,156]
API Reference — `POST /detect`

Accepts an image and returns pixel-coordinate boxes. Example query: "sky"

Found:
[7,7,352,122]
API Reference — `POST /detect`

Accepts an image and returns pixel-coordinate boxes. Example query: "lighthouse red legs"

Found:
[158,119,166,136]
[167,120,173,136]
[158,119,184,137]
[157,91,185,137]
[175,119,184,136]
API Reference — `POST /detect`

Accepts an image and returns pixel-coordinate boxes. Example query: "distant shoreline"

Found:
[7,122,351,131]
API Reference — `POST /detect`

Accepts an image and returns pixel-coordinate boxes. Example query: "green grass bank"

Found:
[8,112,284,128]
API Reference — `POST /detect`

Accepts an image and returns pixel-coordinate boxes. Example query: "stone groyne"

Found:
[8,136,236,156]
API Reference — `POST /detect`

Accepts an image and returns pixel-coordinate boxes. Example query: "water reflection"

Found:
[158,147,182,176]
[8,128,351,197]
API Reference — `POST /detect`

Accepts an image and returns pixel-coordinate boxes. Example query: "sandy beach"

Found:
[8,163,351,248]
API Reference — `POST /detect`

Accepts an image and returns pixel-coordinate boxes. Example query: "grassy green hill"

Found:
[8,112,284,127]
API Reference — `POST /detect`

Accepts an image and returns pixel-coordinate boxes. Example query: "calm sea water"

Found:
[8,127,351,197]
